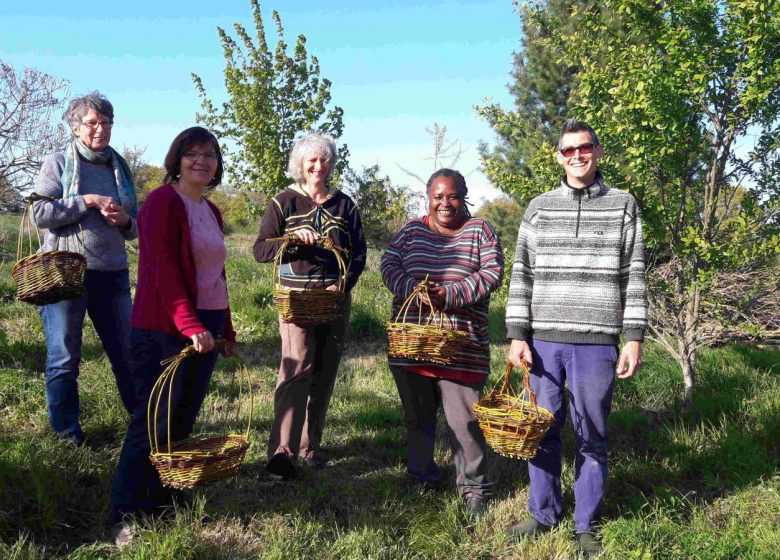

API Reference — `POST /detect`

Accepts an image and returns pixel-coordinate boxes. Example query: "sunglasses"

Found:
[559,143,596,158]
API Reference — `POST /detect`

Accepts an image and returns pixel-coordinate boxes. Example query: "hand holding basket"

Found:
[385,278,469,365]
[269,233,347,324]
[148,341,253,489]
[12,194,86,306]
[474,361,555,460]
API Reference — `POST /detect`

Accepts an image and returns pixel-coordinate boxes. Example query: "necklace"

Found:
[430,217,462,237]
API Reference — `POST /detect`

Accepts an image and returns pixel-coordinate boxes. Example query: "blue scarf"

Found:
[61,139,138,217]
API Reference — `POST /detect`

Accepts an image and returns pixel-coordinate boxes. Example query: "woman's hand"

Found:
[325,284,339,292]
[294,229,320,245]
[424,283,447,309]
[83,195,130,227]
[190,330,215,353]
[222,340,238,357]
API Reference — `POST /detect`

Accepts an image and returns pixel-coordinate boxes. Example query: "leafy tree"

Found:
[192,0,348,202]
[0,61,68,205]
[342,165,415,248]
[520,0,780,405]
[475,196,527,292]
[121,145,166,204]
[476,1,599,201]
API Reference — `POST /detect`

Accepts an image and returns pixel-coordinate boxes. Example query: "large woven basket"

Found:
[148,343,252,489]
[12,195,86,306]
[386,278,470,366]
[474,361,555,460]
[270,234,347,325]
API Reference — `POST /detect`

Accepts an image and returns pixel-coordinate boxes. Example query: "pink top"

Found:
[176,188,229,310]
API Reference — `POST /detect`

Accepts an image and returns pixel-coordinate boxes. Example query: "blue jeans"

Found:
[108,309,226,523]
[38,269,134,440]
[527,339,617,533]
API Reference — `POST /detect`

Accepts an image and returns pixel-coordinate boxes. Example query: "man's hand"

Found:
[616,340,642,379]
[508,338,532,369]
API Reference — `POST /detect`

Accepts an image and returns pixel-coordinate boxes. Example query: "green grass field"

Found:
[0,214,778,559]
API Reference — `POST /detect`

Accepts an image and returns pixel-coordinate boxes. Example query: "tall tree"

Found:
[522,0,780,405]
[192,0,347,200]
[342,165,415,248]
[0,61,68,205]
[476,0,595,200]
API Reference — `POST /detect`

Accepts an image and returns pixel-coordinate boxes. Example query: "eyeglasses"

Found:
[559,143,595,158]
[183,151,218,162]
[80,120,113,130]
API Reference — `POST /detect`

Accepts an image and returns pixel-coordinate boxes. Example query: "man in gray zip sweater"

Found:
[505,120,647,557]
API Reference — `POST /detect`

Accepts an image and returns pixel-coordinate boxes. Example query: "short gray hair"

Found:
[286,132,337,184]
[63,91,115,129]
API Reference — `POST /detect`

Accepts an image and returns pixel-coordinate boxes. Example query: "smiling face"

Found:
[72,107,112,151]
[556,130,604,188]
[179,142,218,190]
[302,150,331,188]
[428,175,466,231]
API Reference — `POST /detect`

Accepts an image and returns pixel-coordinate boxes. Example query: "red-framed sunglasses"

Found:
[559,143,596,158]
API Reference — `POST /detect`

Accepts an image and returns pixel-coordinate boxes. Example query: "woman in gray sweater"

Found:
[32,91,138,446]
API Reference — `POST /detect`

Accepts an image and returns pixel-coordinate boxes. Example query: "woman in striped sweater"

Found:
[380,168,503,516]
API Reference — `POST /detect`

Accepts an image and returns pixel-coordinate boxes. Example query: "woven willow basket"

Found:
[270,234,347,325]
[12,195,86,306]
[148,343,252,489]
[386,279,470,366]
[474,361,555,460]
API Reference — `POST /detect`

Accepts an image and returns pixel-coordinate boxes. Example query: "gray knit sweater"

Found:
[506,178,647,345]
[32,152,138,271]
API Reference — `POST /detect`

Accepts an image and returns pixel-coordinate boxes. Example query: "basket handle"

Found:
[147,339,253,455]
[268,234,347,293]
[492,360,539,408]
[16,194,86,260]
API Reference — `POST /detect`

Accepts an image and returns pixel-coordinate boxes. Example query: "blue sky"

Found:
[1,0,521,206]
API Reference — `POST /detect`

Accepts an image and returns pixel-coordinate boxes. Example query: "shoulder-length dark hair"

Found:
[163,126,224,188]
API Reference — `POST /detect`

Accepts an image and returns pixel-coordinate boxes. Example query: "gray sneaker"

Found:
[111,522,135,548]
[505,516,552,540]
[577,532,602,558]
[465,496,489,517]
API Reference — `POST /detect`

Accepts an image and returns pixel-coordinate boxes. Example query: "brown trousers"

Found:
[268,295,351,460]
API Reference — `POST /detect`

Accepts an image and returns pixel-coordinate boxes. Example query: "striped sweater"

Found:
[506,178,647,345]
[381,217,504,381]
[253,186,367,291]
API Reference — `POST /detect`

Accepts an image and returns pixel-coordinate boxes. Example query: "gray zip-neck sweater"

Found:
[506,177,647,345]
[32,152,138,271]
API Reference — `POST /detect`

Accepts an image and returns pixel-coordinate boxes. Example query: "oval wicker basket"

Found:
[270,234,347,325]
[474,361,555,460]
[12,195,86,306]
[148,343,252,489]
[386,278,470,366]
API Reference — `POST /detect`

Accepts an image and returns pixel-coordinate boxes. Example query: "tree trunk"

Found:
[681,351,696,410]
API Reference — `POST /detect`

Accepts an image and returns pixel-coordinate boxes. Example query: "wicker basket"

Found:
[474,361,555,460]
[148,343,252,489]
[270,234,347,325]
[12,195,86,306]
[386,279,470,365]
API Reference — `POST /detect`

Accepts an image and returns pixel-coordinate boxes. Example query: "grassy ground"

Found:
[0,214,778,559]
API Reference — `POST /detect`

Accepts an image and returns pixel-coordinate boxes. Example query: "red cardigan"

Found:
[131,184,236,342]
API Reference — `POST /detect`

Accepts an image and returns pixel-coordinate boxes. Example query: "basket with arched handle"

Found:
[148,341,253,489]
[12,194,86,305]
[473,361,555,460]
[385,278,470,365]
[269,233,347,324]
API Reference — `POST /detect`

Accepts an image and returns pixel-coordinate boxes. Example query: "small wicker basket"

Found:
[12,195,86,306]
[474,361,555,460]
[270,234,347,325]
[386,278,470,366]
[148,343,252,489]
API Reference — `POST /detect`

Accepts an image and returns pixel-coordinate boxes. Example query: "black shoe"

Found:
[465,496,489,517]
[505,516,553,540]
[577,532,602,558]
[266,452,296,481]
[62,432,86,447]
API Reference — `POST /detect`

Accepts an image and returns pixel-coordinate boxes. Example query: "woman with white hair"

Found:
[253,132,366,480]
[32,91,137,446]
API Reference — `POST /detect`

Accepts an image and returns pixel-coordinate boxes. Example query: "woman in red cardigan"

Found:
[108,127,236,546]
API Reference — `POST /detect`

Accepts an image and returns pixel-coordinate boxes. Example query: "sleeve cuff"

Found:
[624,328,645,342]
[506,325,530,341]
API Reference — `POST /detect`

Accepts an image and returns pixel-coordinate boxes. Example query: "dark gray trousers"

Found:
[391,366,492,498]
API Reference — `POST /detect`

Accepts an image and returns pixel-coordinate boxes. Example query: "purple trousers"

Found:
[527,339,617,533]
